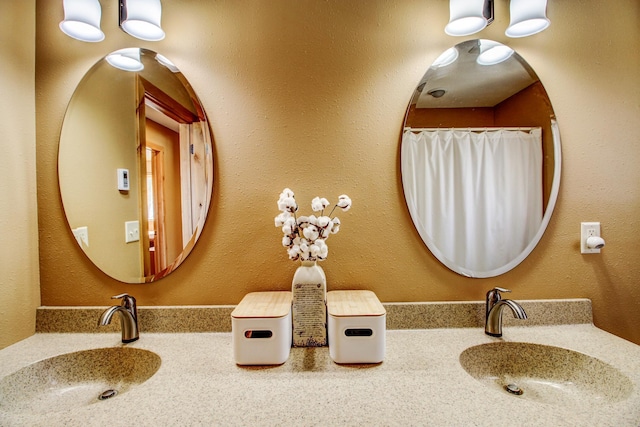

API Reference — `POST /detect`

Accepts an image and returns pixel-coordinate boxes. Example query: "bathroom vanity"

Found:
[1,300,639,426]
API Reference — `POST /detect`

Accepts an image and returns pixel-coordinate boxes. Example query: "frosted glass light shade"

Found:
[445,0,491,37]
[506,0,550,38]
[106,48,144,72]
[431,47,459,68]
[120,0,165,41]
[476,40,513,65]
[59,0,105,42]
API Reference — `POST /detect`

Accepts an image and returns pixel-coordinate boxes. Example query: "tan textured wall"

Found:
[58,65,141,280]
[35,1,640,344]
[0,0,40,349]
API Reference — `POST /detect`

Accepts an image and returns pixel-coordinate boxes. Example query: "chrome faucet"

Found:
[485,287,527,337]
[98,293,139,343]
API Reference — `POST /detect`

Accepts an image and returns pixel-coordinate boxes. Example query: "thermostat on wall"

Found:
[117,168,130,191]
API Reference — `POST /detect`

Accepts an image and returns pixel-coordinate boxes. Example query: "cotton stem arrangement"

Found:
[275,188,352,262]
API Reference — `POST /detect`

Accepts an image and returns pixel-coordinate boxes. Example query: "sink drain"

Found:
[98,389,118,401]
[504,383,523,395]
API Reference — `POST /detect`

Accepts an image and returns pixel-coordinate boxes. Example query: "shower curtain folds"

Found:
[402,128,543,273]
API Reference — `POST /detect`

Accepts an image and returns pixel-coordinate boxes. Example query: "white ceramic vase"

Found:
[291,260,327,347]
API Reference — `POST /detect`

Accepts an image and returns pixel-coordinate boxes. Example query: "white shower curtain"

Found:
[402,128,543,274]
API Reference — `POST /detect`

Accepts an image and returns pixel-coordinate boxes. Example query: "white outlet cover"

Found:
[581,222,601,254]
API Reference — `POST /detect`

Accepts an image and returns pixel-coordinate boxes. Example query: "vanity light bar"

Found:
[446,0,550,38]
[59,0,165,42]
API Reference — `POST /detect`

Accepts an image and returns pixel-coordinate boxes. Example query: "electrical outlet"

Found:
[581,222,601,254]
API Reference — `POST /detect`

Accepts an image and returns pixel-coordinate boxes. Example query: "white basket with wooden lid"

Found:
[231,291,292,365]
[326,290,386,364]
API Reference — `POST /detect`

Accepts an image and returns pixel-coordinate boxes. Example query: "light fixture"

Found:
[155,53,179,72]
[506,0,550,38]
[106,48,144,72]
[59,0,105,42]
[476,40,514,65]
[431,47,459,68]
[445,0,493,37]
[427,89,446,98]
[119,0,165,41]
[444,0,550,38]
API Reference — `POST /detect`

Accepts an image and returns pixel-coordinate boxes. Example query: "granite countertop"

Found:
[1,301,640,426]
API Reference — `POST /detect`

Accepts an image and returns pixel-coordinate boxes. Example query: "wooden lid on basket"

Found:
[231,291,293,318]
[326,290,386,317]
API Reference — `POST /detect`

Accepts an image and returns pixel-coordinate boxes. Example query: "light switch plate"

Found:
[125,221,140,243]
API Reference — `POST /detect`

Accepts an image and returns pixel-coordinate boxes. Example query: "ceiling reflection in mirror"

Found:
[59,48,214,283]
[401,39,561,278]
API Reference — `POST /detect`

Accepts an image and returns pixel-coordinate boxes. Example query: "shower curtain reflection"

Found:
[402,128,543,273]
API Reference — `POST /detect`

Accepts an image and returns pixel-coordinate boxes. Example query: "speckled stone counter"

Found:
[35,299,593,333]
[1,301,639,426]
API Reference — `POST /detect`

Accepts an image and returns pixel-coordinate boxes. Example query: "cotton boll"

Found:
[278,196,298,213]
[282,217,295,234]
[280,188,294,198]
[282,236,292,247]
[337,195,352,211]
[317,216,331,239]
[297,215,309,228]
[317,216,331,228]
[320,227,331,239]
[310,244,320,257]
[303,225,319,241]
[331,217,341,234]
[311,197,330,212]
[320,246,328,259]
[315,239,329,259]
[274,212,290,227]
[311,197,323,212]
[281,217,296,235]
[276,194,288,210]
[308,215,318,226]
[288,246,300,261]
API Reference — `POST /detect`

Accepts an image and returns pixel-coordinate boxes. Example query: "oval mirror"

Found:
[401,39,561,278]
[59,48,214,283]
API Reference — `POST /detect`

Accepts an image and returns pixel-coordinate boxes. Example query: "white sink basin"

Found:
[459,342,633,408]
[0,347,161,414]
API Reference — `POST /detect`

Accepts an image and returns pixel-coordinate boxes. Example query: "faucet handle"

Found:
[111,294,137,313]
[111,293,133,302]
[486,287,510,300]
[486,288,510,313]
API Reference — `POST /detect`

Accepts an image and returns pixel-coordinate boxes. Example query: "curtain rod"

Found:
[404,126,540,132]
